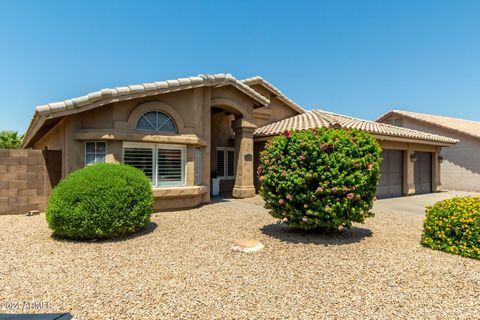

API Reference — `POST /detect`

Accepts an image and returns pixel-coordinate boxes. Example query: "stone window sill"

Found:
[152,186,207,198]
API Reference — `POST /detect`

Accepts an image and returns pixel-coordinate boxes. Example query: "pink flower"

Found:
[347,193,354,200]
[264,159,270,165]
[286,194,293,201]
[302,216,308,222]
[352,186,356,191]
[284,131,292,138]
[320,143,328,152]
[278,199,285,205]
[257,166,263,175]
[332,187,337,193]
[299,154,306,161]
[281,170,287,177]
[316,186,324,193]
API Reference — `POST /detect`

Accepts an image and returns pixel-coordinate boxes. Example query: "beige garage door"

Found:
[377,150,403,198]
[414,152,432,194]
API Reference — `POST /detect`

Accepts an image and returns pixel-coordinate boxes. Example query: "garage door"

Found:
[377,150,403,198]
[414,152,432,194]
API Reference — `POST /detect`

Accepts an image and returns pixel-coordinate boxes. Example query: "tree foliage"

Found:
[0,130,23,149]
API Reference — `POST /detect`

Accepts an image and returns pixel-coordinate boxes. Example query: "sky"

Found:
[1,0,480,133]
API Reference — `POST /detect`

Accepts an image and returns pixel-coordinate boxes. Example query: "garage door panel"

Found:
[414,152,432,194]
[377,150,403,198]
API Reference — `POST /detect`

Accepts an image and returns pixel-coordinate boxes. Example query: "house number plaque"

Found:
[244,153,253,161]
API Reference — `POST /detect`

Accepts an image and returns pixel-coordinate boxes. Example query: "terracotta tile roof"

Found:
[377,110,480,140]
[241,76,305,114]
[254,110,458,145]
[34,73,269,117]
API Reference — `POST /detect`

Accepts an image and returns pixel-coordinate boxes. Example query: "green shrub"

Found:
[258,128,381,230]
[46,163,154,240]
[421,196,480,260]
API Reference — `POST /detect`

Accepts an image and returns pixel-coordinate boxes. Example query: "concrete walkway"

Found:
[373,190,480,215]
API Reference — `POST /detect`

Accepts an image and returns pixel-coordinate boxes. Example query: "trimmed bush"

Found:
[421,196,480,260]
[258,128,381,230]
[46,163,154,240]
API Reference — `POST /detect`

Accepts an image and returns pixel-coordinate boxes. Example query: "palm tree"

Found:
[0,131,24,149]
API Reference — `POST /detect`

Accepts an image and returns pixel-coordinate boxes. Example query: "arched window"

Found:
[136,111,178,133]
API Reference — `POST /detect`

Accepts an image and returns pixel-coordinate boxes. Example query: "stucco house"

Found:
[21,74,457,211]
[377,110,480,192]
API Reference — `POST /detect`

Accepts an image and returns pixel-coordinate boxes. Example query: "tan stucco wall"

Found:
[385,117,480,192]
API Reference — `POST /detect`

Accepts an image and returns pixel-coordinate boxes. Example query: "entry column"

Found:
[232,116,256,198]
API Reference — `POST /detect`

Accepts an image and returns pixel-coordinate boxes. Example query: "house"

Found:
[21,74,457,211]
[377,110,480,192]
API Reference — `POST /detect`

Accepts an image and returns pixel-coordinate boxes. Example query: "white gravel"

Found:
[0,196,479,319]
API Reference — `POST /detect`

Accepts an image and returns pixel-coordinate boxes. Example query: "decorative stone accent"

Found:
[231,239,264,253]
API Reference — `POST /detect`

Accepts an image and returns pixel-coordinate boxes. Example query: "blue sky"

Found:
[1,0,480,133]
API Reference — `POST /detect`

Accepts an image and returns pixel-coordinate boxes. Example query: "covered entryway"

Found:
[414,151,432,194]
[377,149,403,198]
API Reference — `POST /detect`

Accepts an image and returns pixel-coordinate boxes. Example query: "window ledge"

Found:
[152,186,208,198]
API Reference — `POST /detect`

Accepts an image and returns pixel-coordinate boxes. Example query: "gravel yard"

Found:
[1,196,479,319]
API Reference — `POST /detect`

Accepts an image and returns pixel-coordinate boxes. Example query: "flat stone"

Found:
[231,239,264,253]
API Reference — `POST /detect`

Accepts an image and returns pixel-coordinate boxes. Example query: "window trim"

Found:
[136,110,178,134]
[85,141,107,166]
[122,142,186,187]
[216,146,235,180]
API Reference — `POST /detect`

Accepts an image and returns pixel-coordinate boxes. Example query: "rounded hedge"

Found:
[258,128,381,230]
[421,196,480,260]
[46,163,154,240]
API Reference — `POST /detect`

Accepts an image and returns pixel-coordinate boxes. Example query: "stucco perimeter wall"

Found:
[0,149,61,214]
[391,117,480,192]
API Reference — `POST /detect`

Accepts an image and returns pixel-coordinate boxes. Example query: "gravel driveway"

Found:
[1,196,479,319]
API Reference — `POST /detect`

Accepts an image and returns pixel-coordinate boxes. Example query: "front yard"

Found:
[1,196,479,319]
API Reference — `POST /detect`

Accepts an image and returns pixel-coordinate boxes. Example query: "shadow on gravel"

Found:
[50,221,158,244]
[261,223,372,246]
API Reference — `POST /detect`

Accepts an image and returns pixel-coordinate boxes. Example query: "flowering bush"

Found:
[421,196,480,260]
[258,128,381,230]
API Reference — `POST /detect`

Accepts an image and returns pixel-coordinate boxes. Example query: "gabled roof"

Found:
[22,74,270,147]
[241,76,304,114]
[254,110,458,145]
[377,110,480,140]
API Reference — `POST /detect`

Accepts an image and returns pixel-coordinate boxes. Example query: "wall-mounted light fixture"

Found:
[438,155,444,162]
[410,153,417,162]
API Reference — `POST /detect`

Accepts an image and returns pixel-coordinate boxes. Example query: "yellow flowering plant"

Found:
[422,196,480,260]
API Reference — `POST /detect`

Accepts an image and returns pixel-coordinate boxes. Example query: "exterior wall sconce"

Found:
[438,155,444,162]
[410,153,417,162]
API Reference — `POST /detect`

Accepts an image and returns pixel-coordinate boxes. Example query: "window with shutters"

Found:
[85,141,107,166]
[123,142,186,187]
[194,147,202,186]
[216,147,235,179]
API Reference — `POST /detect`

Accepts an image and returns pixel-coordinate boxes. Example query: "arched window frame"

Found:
[136,111,178,134]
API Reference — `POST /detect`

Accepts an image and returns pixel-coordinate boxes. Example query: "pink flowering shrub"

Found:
[258,128,381,230]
